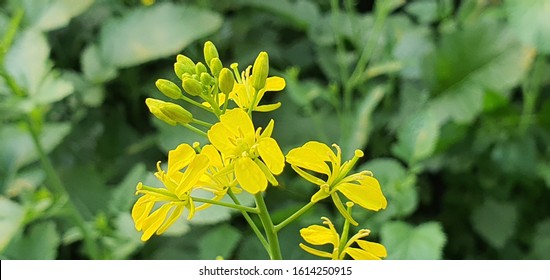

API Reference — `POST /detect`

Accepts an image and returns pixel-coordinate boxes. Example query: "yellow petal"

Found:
[331,192,358,226]
[175,154,210,198]
[258,137,285,175]
[265,76,286,91]
[254,158,279,186]
[235,157,266,194]
[300,225,338,246]
[200,145,223,169]
[356,240,387,258]
[220,109,256,146]
[132,195,155,231]
[260,119,274,138]
[167,144,195,175]
[337,177,387,211]
[344,247,382,260]
[208,122,238,156]
[255,103,281,112]
[286,141,333,175]
[140,203,172,241]
[156,203,184,234]
[291,165,326,186]
[299,243,333,259]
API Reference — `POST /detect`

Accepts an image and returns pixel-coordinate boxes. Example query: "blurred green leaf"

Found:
[405,0,438,24]
[100,3,222,68]
[61,165,109,219]
[381,221,446,259]
[4,222,60,259]
[32,71,74,105]
[471,199,517,249]
[425,21,535,123]
[189,188,254,225]
[108,163,147,215]
[103,213,143,260]
[506,0,550,54]
[81,44,118,83]
[392,111,441,164]
[5,29,50,95]
[360,158,418,219]
[198,224,241,260]
[393,26,434,79]
[537,162,550,189]
[0,197,25,253]
[23,0,94,31]
[530,219,550,259]
[236,0,320,30]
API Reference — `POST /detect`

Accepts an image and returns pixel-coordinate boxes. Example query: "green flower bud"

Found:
[182,77,204,96]
[155,79,183,99]
[159,103,193,126]
[200,72,214,86]
[251,51,269,90]
[203,41,219,68]
[174,55,195,78]
[145,98,176,126]
[209,58,223,77]
[218,68,235,95]
[195,62,207,76]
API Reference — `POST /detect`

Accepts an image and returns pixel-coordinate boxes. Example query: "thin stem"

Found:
[192,118,213,128]
[337,203,353,256]
[183,124,207,137]
[227,191,270,253]
[24,115,99,259]
[0,8,24,64]
[191,196,259,213]
[274,200,316,232]
[178,95,213,113]
[254,193,282,260]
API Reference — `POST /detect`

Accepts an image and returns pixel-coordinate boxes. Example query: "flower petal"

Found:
[356,240,387,258]
[344,247,382,260]
[265,76,286,91]
[140,203,173,241]
[200,144,223,169]
[337,177,387,211]
[286,141,332,175]
[299,243,333,259]
[208,121,238,156]
[300,225,338,246]
[156,203,184,234]
[235,157,266,194]
[220,108,255,146]
[258,137,285,175]
[132,195,155,231]
[167,144,195,175]
[175,154,210,198]
[255,103,281,112]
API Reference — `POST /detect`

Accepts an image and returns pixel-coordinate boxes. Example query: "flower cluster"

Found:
[132,41,388,259]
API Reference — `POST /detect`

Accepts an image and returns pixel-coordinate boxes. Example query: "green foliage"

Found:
[1,0,549,260]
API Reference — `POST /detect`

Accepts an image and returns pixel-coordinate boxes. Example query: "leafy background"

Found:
[1,0,549,260]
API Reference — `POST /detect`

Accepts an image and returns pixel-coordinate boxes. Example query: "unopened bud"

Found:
[174,55,195,78]
[195,62,207,76]
[203,41,219,68]
[182,78,204,96]
[209,58,223,76]
[155,79,182,99]
[159,103,193,126]
[200,72,214,86]
[145,98,176,126]
[251,52,269,90]
[218,68,235,94]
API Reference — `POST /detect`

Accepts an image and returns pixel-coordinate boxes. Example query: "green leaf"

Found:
[393,26,434,79]
[392,111,441,164]
[530,219,550,259]
[31,70,74,105]
[506,0,550,54]
[5,29,50,95]
[103,213,143,260]
[81,44,118,83]
[23,0,94,31]
[424,20,535,124]
[381,221,446,260]
[405,0,438,24]
[4,222,60,259]
[360,158,418,218]
[537,162,550,189]
[100,3,222,68]
[108,163,147,215]
[198,225,242,260]
[471,199,517,249]
[0,197,26,253]
[236,0,320,30]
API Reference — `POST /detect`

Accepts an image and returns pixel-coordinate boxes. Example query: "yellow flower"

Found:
[229,52,286,113]
[286,141,387,225]
[132,144,209,241]
[207,108,284,194]
[299,217,387,260]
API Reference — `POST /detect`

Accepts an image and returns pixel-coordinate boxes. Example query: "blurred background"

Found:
[1,0,549,260]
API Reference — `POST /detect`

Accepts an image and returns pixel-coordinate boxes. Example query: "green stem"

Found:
[227,191,270,253]
[519,54,543,133]
[274,201,316,232]
[24,115,99,259]
[192,118,212,128]
[0,8,24,64]
[179,95,214,113]
[254,193,282,260]
[183,124,207,137]
[191,196,259,213]
[337,203,353,256]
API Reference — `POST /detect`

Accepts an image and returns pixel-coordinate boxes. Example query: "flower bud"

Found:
[195,62,207,76]
[251,51,269,90]
[159,103,193,126]
[145,98,176,126]
[174,55,195,78]
[203,41,219,68]
[218,68,235,95]
[209,58,223,76]
[182,77,204,96]
[155,79,182,99]
[200,72,214,86]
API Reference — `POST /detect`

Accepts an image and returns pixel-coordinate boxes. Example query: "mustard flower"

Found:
[229,52,286,113]
[286,141,387,225]
[299,217,387,260]
[132,144,209,241]
[207,108,284,194]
